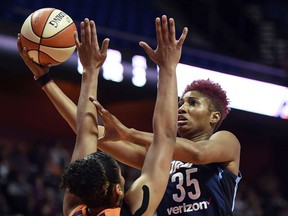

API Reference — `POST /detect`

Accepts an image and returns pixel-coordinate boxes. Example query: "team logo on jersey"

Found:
[170,161,193,174]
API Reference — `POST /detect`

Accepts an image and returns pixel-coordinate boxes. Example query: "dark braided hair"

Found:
[60,151,121,208]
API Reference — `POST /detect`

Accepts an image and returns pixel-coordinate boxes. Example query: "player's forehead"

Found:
[181,90,208,101]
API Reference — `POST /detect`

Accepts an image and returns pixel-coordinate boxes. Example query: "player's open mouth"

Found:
[178,115,188,126]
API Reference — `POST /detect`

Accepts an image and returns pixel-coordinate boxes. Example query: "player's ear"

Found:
[210,111,221,124]
[115,183,124,196]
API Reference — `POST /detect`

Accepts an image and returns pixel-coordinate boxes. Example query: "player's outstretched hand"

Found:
[139,15,188,70]
[89,97,130,143]
[17,33,49,79]
[74,18,109,71]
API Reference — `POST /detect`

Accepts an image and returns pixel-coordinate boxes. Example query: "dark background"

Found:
[0,0,288,215]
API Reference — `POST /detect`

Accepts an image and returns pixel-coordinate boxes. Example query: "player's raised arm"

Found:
[123,15,188,215]
[62,18,109,215]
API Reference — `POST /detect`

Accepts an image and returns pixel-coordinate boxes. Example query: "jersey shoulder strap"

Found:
[69,205,89,216]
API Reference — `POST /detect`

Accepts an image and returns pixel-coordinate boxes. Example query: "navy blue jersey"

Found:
[156,161,241,216]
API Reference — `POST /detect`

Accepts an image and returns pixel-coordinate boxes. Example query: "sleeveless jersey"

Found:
[68,202,134,216]
[155,161,242,216]
[68,205,121,216]
[69,205,133,216]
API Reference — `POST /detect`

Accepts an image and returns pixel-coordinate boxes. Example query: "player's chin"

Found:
[177,127,191,139]
[177,122,189,133]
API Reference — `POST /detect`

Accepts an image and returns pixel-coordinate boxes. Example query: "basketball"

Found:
[20,8,77,66]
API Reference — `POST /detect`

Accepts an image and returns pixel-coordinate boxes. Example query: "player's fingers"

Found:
[90,20,98,47]
[139,41,154,58]
[89,96,99,108]
[169,18,176,42]
[84,18,91,45]
[74,31,80,48]
[17,34,25,57]
[90,97,105,116]
[178,27,188,47]
[80,21,85,45]
[17,34,22,51]
[95,103,115,125]
[17,38,29,60]
[89,98,117,127]
[17,34,29,60]
[100,38,110,55]
[161,15,169,43]
[155,17,162,46]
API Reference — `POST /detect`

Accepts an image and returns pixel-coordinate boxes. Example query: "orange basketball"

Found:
[20,8,77,66]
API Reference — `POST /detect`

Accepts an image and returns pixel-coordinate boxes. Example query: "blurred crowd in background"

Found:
[0,136,287,216]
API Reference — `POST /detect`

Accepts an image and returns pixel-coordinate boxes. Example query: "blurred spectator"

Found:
[6,172,31,215]
[234,182,263,216]
[256,172,288,216]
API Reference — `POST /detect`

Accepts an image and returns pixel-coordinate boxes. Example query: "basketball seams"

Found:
[55,21,77,38]
[38,8,55,65]
[21,35,38,44]
[20,13,41,44]
[20,7,76,66]
[41,22,77,47]
[28,13,40,43]
[39,8,55,38]
[40,44,76,49]
[39,51,60,65]
[40,22,74,39]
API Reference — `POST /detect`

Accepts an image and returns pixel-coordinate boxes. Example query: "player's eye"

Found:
[188,98,197,106]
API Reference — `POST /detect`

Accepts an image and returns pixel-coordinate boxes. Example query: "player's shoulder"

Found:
[211,130,241,148]
[213,130,239,140]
